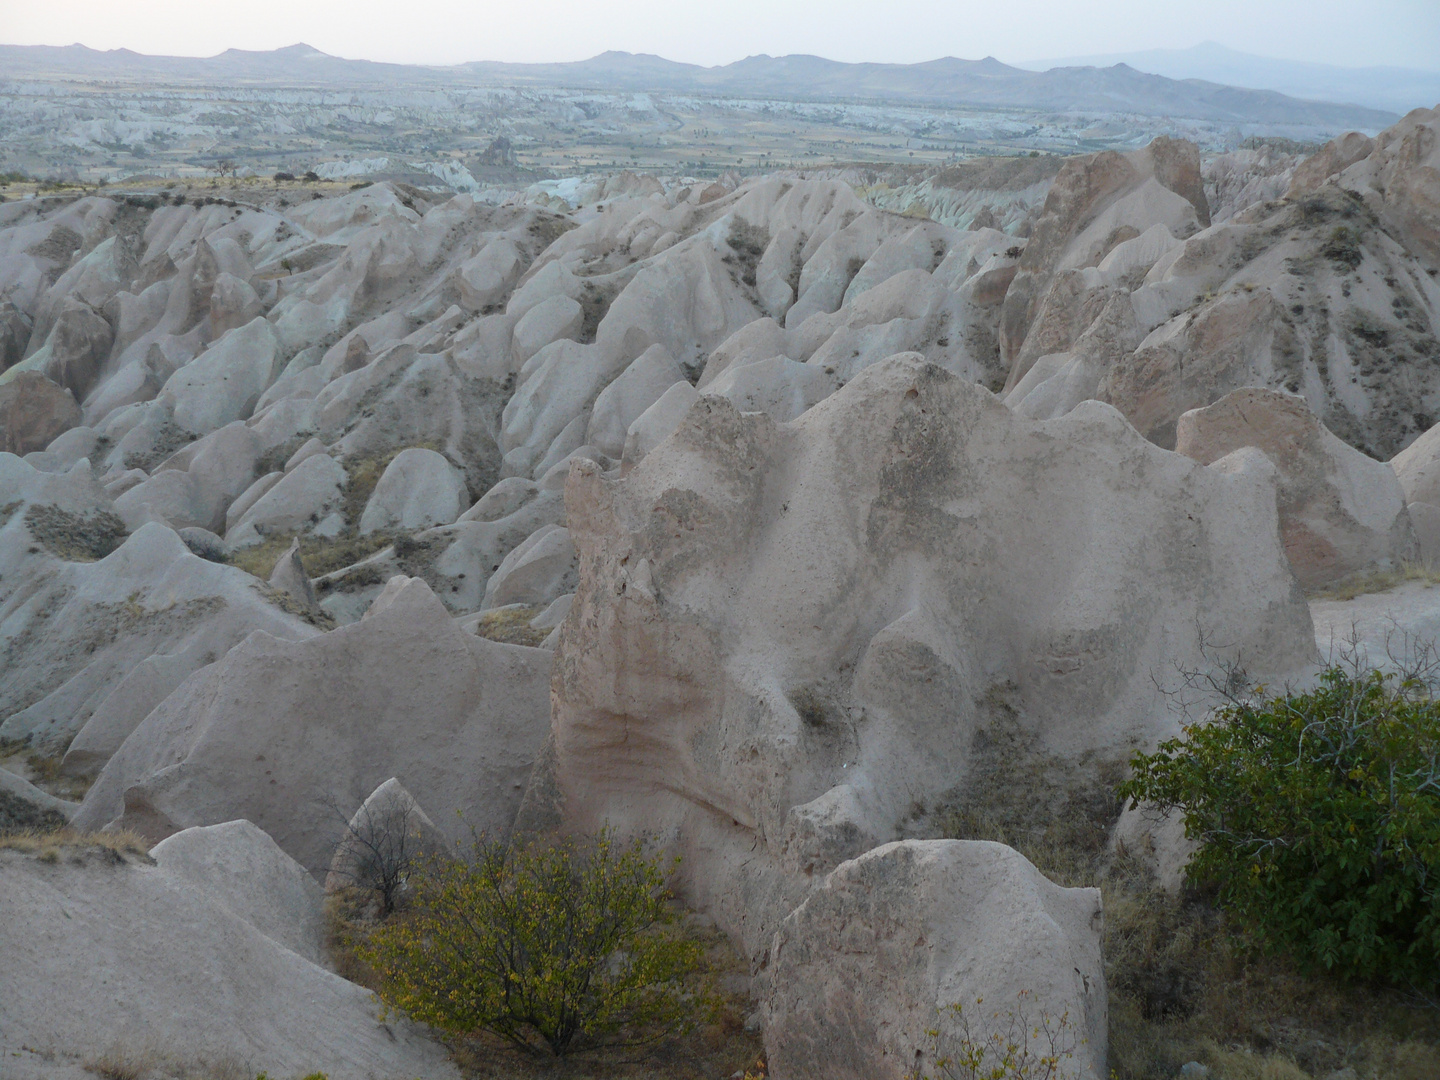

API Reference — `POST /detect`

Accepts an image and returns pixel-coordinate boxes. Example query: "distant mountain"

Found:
[1017,42,1440,115]
[0,43,1398,129]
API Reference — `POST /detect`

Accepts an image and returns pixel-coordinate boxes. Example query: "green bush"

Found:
[1120,663,1440,988]
[360,830,708,1056]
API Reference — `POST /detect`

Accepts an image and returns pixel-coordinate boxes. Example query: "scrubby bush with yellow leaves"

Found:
[359,829,709,1056]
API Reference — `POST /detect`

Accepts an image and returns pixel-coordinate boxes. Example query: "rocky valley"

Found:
[2,39,1440,1080]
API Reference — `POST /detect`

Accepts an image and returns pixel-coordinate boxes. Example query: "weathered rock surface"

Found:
[1,458,318,756]
[0,825,456,1080]
[0,372,80,455]
[1175,388,1415,587]
[359,447,468,534]
[544,355,1315,960]
[74,577,552,872]
[763,840,1106,1080]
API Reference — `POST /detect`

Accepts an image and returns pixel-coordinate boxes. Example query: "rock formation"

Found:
[540,355,1314,961]
[0,825,455,1080]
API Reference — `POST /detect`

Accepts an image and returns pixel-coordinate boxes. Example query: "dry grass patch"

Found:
[1311,561,1440,601]
[0,826,152,860]
[473,604,549,647]
[24,503,128,561]
[229,531,398,581]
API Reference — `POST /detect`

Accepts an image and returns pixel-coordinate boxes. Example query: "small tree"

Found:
[1121,660,1440,988]
[325,784,431,916]
[360,830,708,1055]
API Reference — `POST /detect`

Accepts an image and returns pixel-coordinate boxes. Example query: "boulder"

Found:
[545,355,1315,960]
[482,524,578,609]
[763,840,1106,1080]
[73,578,553,873]
[0,371,80,455]
[1175,388,1414,588]
[225,453,347,547]
[511,294,584,365]
[151,820,327,964]
[160,316,282,435]
[0,827,455,1080]
[358,447,468,534]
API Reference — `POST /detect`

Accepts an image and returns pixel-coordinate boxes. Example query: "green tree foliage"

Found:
[1120,663,1440,987]
[359,830,708,1056]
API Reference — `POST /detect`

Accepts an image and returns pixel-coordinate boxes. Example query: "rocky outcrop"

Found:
[1175,388,1415,588]
[0,824,455,1080]
[763,840,1106,1080]
[0,372,79,455]
[1,458,318,757]
[74,577,552,872]
[544,354,1315,960]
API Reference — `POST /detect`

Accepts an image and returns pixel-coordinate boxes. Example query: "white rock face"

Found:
[763,840,1106,1080]
[359,447,468,534]
[545,355,1316,961]
[226,452,347,547]
[512,294,584,366]
[1,481,318,755]
[621,379,699,469]
[586,344,687,457]
[0,827,456,1080]
[74,578,552,873]
[159,316,282,435]
[482,523,578,609]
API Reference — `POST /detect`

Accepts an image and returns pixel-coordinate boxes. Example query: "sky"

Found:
[3,0,1438,71]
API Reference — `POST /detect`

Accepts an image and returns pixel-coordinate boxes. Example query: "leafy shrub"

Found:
[1120,663,1440,988]
[360,830,708,1055]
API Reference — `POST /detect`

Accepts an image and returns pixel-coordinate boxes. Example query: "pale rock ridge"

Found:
[0,824,455,1079]
[73,577,552,873]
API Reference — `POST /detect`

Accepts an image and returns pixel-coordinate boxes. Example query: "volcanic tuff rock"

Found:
[0,457,318,757]
[73,577,552,872]
[540,354,1315,960]
[763,840,1106,1080]
[1006,110,1440,458]
[0,824,455,1080]
[1175,388,1415,588]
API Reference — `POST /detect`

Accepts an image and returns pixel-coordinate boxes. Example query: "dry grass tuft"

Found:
[228,531,398,582]
[1310,560,1440,601]
[0,826,152,860]
[24,503,129,561]
[473,604,549,647]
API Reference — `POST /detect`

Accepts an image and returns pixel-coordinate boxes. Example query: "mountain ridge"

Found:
[0,42,1399,128]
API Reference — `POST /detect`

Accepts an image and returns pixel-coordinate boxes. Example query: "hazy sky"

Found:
[4,0,1438,70]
